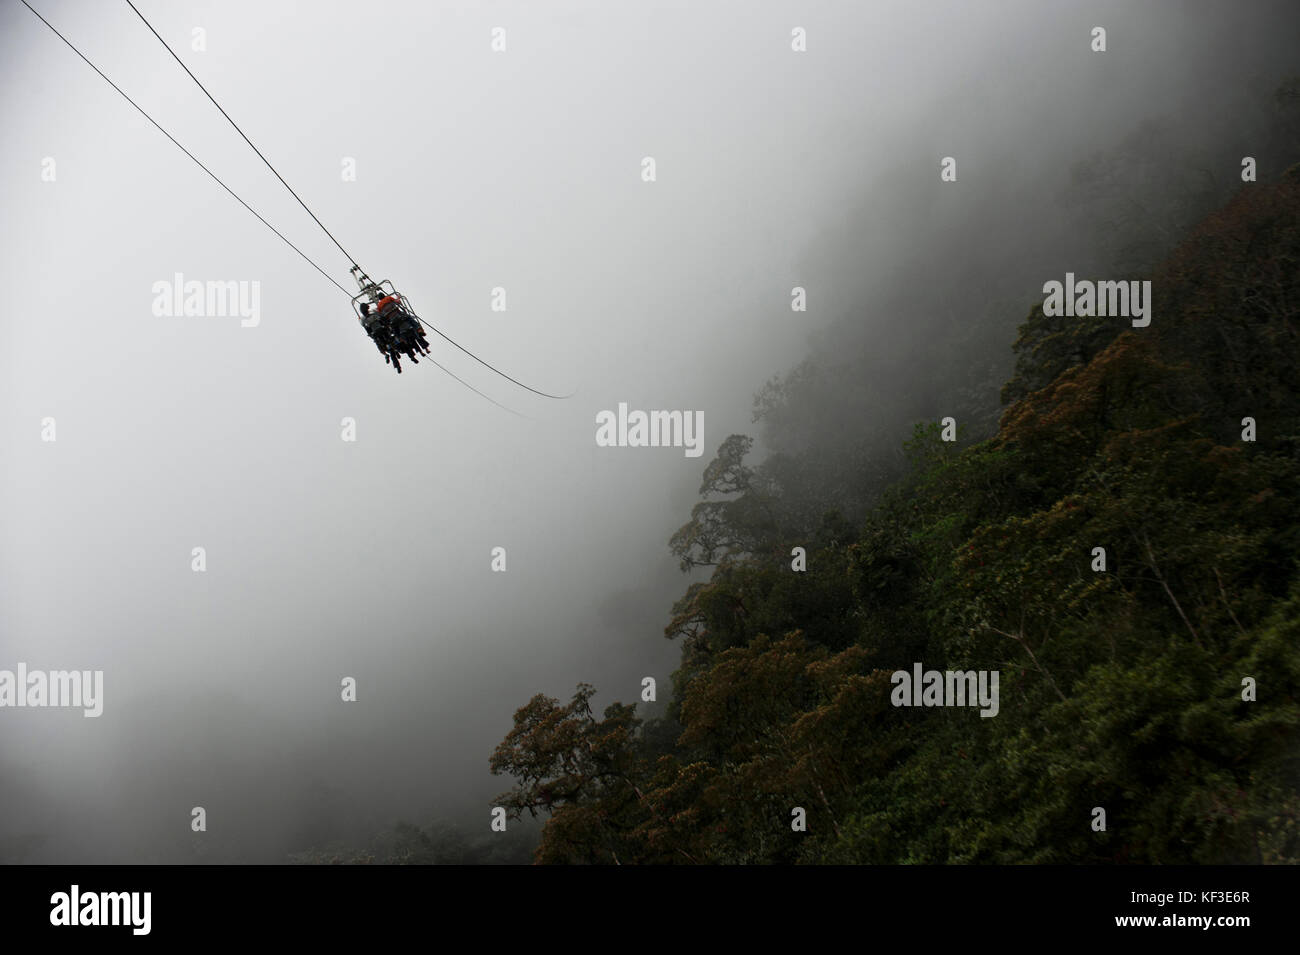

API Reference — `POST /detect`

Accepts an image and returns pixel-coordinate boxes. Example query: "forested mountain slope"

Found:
[490,162,1300,864]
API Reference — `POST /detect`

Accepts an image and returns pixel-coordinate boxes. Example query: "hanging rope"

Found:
[414,317,573,400]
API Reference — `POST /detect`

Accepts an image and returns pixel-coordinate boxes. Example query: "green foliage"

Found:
[491,95,1300,864]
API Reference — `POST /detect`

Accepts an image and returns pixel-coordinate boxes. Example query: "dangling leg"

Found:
[406,316,429,357]
[398,320,419,364]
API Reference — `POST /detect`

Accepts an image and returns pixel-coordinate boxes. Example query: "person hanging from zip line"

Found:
[28,0,569,397]
[358,301,395,366]
[379,294,430,355]
[375,293,431,372]
[359,295,431,373]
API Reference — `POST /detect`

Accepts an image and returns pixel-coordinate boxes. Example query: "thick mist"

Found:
[1,0,1296,862]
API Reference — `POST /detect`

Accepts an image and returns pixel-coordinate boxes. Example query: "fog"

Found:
[1,0,1295,862]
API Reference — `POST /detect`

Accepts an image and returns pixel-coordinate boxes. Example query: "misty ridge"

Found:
[1,0,1298,865]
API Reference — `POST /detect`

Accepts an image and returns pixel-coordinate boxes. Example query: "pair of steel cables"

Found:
[18,0,568,409]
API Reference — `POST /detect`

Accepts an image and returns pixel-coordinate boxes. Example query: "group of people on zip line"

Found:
[359,295,431,373]
[24,0,569,397]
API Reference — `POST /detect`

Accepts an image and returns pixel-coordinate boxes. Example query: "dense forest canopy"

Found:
[483,82,1300,865]
[293,75,1300,866]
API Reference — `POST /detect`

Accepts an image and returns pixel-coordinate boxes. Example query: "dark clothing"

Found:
[360,301,429,373]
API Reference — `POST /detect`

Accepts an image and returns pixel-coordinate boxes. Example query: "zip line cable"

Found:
[413,316,573,400]
[412,354,529,417]
[16,0,352,297]
[123,0,360,269]
[20,0,569,402]
[125,0,573,401]
[19,4,520,414]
